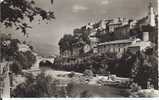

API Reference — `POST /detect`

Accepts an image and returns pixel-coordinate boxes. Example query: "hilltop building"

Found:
[97,39,133,55]
[148,0,156,27]
[95,0,157,55]
[114,20,134,40]
[57,1,157,66]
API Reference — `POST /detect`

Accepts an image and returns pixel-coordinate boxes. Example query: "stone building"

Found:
[133,1,157,44]
[114,23,131,40]
[128,41,155,54]
[108,18,122,33]
[96,38,155,55]
[88,29,99,49]
[97,39,134,54]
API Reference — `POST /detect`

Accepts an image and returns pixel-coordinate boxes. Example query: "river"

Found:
[41,67,129,97]
[70,84,129,97]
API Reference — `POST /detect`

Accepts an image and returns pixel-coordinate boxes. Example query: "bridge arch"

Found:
[31,56,54,69]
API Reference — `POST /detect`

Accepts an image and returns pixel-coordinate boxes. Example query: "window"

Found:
[123,48,126,53]
[113,48,115,52]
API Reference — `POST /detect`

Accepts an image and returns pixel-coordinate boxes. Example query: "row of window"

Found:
[98,44,128,53]
[62,50,81,57]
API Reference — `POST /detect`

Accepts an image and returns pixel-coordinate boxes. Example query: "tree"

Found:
[12,73,53,97]
[0,0,55,35]
[9,50,36,74]
[58,34,74,53]
[127,47,158,89]
[83,69,93,78]
[134,51,158,89]
[0,35,20,61]
[7,39,20,58]
[10,61,22,75]
[12,73,74,97]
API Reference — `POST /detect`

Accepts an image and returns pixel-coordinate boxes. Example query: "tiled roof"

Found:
[98,39,133,46]
[109,22,122,26]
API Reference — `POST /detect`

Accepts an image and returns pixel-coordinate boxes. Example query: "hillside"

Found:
[30,42,59,57]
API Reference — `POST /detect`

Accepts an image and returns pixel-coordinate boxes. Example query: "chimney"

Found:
[143,32,149,41]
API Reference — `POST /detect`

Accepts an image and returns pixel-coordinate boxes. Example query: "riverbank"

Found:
[41,67,130,97]
[129,89,159,97]
[13,67,131,97]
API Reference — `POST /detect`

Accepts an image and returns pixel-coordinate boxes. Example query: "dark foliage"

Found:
[58,26,91,55]
[67,72,76,78]
[58,34,75,53]
[80,90,92,97]
[12,73,52,97]
[10,50,36,74]
[132,48,158,89]
[0,34,36,74]
[12,73,76,97]
[53,48,158,89]
[9,61,22,75]
[0,34,20,61]
[1,0,55,35]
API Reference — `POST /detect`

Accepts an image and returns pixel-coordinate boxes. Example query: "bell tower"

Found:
[142,0,156,42]
[148,0,156,27]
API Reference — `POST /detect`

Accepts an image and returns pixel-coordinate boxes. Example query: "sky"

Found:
[11,0,158,55]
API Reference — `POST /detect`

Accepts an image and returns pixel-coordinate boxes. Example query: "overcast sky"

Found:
[12,0,157,54]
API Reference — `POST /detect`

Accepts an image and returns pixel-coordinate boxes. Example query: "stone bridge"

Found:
[22,56,55,76]
[31,56,54,69]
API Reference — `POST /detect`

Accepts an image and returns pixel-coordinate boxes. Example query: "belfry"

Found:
[148,0,156,27]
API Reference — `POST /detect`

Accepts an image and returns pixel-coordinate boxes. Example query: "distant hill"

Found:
[31,42,59,57]
[9,33,59,57]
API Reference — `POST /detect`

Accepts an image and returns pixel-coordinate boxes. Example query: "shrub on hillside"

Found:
[68,72,76,78]
[129,89,159,97]
[132,48,158,89]
[10,51,36,74]
[10,62,22,75]
[83,69,93,78]
[12,73,59,97]
[80,90,93,98]
[12,73,78,97]
[66,82,76,97]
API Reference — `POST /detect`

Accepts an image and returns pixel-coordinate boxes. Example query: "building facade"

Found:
[97,39,133,54]
[58,1,157,65]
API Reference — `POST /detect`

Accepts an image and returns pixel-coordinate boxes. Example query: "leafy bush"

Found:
[129,89,159,97]
[1,0,55,35]
[68,72,76,78]
[65,82,76,97]
[10,51,36,74]
[12,73,51,97]
[83,69,93,78]
[12,73,78,97]
[132,48,158,89]
[129,82,142,92]
[10,62,22,75]
[80,90,93,98]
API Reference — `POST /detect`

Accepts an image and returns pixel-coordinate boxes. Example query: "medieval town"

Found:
[0,0,159,98]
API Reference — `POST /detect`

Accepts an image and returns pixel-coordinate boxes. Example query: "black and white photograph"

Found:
[0,0,159,98]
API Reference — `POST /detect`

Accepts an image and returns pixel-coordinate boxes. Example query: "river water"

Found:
[41,67,129,97]
[70,84,129,97]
